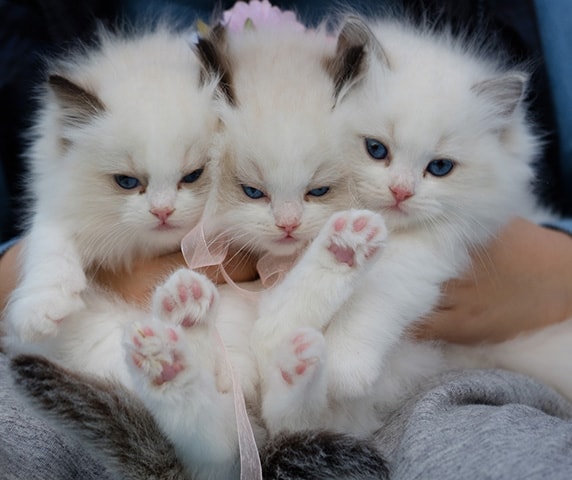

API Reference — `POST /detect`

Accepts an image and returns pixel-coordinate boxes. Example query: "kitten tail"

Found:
[260,431,389,480]
[10,354,188,480]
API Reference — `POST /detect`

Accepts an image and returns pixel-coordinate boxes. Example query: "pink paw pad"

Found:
[352,216,368,232]
[154,356,185,385]
[279,330,322,386]
[326,210,387,267]
[153,269,217,329]
[328,244,355,266]
[333,217,347,232]
[130,326,185,386]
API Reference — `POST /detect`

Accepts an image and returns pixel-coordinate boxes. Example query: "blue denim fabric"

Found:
[0,237,18,258]
[544,218,572,236]
[533,0,572,206]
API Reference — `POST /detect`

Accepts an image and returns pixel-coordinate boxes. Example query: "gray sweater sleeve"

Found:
[378,369,572,480]
[0,354,109,480]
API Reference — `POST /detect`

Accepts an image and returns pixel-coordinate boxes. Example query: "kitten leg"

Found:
[4,225,86,342]
[262,327,328,434]
[254,210,386,434]
[325,242,445,400]
[254,209,387,354]
[125,268,238,478]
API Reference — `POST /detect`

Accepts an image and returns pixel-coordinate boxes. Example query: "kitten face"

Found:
[213,108,354,257]
[32,30,219,267]
[336,20,537,241]
[200,28,361,258]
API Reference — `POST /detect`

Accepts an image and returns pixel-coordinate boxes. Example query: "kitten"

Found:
[351,16,572,404]
[250,13,545,433]
[2,26,219,384]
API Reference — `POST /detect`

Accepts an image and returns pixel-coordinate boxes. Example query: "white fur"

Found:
[3,28,217,345]
[1,27,227,478]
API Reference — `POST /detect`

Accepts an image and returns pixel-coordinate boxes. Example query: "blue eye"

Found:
[181,168,204,184]
[241,185,265,199]
[307,186,330,197]
[365,138,388,160]
[114,174,140,190]
[426,159,455,177]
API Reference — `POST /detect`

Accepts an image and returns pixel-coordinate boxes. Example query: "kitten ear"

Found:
[472,72,528,118]
[194,24,236,106]
[325,15,388,105]
[48,74,106,127]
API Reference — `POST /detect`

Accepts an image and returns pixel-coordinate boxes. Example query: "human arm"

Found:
[413,217,572,344]
[0,240,259,312]
[92,248,259,307]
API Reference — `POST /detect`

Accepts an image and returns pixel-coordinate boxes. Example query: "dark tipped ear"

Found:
[194,24,236,106]
[472,72,528,117]
[325,16,388,105]
[48,74,105,126]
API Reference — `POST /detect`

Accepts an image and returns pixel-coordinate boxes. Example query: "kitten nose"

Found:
[276,221,300,234]
[150,207,175,223]
[389,185,413,203]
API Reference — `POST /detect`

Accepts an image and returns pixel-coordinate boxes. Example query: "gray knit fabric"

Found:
[0,354,109,480]
[378,369,572,480]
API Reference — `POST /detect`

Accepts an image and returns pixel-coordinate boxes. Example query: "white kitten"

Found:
[353,17,572,404]
[121,23,382,478]
[3,27,219,384]
[251,14,545,434]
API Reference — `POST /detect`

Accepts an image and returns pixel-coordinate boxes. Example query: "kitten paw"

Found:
[126,323,195,387]
[275,328,326,388]
[7,285,86,342]
[325,210,387,269]
[152,268,218,329]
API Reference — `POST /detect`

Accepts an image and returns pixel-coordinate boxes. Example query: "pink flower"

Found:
[222,0,305,32]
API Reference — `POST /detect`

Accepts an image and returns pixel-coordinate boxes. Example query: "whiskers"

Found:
[78,214,171,269]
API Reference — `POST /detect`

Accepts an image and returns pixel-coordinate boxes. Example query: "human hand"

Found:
[413,218,572,344]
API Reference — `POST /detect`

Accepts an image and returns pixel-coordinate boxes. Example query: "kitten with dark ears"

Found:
[2,27,219,383]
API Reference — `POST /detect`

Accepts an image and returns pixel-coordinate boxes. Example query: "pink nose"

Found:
[150,207,175,223]
[276,222,300,234]
[389,185,413,203]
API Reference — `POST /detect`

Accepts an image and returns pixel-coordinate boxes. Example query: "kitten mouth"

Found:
[275,235,299,244]
[384,203,408,213]
[153,223,178,231]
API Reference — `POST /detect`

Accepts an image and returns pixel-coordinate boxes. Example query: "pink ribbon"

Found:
[181,222,298,295]
[180,222,300,480]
